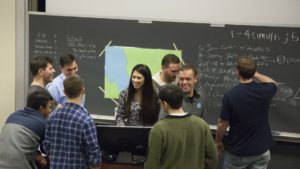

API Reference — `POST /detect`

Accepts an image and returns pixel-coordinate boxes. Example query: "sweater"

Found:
[144,113,218,169]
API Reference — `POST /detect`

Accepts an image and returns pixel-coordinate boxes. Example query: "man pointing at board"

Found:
[215,56,277,169]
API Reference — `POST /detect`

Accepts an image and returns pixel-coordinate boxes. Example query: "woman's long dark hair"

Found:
[125,64,160,124]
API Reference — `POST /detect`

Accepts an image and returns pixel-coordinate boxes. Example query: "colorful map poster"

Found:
[104,46,182,98]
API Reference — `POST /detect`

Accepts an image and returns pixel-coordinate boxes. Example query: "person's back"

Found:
[147,114,216,169]
[43,75,101,169]
[215,56,277,169]
[45,102,97,168]
[145,84,217,169]
[223,82,276,155]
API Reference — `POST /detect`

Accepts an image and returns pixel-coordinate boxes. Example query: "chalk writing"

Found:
[276,55,300,64]
[32,32,58,61]
[198,43,299,108]
[33,33,98,61]
[65,35,97,60]
[294,88,300,99]
[231,29,299,45]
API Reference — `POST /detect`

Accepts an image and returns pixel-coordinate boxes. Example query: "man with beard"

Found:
[152,54,181,93]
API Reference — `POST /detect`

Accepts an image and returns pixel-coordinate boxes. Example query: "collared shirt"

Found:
[46,73,85,106]
[182,90,205,119]
[43,102,101,169]
[158,89,205,120]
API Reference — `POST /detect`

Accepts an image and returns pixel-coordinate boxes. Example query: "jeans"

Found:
[223,150,270,169]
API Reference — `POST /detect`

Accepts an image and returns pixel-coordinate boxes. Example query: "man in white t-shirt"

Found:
[152,54,181,93]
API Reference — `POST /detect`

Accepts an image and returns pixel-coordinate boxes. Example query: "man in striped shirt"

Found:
[43,75,101,169]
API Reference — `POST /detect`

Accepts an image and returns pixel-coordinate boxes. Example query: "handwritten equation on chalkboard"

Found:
[198,27,300,109]
[231,29,299,45]
[33,32,98,61]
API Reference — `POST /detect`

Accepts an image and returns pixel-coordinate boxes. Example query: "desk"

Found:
[101,164,143,169]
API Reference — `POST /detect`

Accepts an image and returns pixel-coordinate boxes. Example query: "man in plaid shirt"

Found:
[43,75,101,169]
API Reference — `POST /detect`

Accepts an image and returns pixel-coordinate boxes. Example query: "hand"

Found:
[36,154,47,167]
[215,142,224,157]
[56,103,62,109]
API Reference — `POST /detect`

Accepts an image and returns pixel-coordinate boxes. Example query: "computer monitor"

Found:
[96,125,151,164]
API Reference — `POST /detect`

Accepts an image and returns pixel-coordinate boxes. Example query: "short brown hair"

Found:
[63,75,84,99]
[159,84,183,109]
[236,56,256,79]
[180,64,198,77]
[30,55,53,76]
[161,54,180,67]
[60,54,77,67]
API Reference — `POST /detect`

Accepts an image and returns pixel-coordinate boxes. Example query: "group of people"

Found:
[116,54,277,169]
[116,54,205,126]
[0,52,277,169]
[0,54,101,169]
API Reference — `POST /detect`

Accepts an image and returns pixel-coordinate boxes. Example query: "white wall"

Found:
[0,0,16,128]
[47,0,300,26]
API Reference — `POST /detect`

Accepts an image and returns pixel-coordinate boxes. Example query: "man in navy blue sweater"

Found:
[0,89,54,169]
[215,56,277,169]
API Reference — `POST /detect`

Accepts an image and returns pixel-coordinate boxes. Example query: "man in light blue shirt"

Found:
[46,54,85,106]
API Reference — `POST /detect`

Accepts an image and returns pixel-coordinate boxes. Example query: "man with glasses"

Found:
[152,54,181,93]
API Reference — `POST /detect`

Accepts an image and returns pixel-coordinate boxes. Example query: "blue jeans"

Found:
[223,150,270,169]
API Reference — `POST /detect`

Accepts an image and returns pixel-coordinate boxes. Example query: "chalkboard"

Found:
[29,14,300,134]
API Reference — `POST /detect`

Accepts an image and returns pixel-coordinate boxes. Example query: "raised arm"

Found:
[254,72,277,85]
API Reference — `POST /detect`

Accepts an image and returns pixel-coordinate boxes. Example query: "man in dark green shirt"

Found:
[145,84,217,169]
